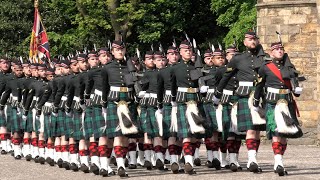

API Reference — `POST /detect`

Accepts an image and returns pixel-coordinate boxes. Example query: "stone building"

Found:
[256,0,320,141]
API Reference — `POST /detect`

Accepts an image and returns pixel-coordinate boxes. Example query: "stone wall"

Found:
[256,0,319,131]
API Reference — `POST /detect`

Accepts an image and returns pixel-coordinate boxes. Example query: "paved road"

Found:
[0,145,319,180]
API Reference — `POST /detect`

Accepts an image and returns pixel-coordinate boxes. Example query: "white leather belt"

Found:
[94,89,102,96]
[165,90,172,95]
[73,96,80,102]
[148,93,157,98]
[110,86,132,92]
[239,81,253,86]
[223,89,234,95]
[267,87,290,94]
[207,89,215,93]
[11,96,18,101]
[177,87,199,93]
[33,97,39,101]
[61,96,67,101]
[44,102,52,107]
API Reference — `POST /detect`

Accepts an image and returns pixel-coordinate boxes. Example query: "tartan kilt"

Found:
[140,107,147,134]
[91,107,106,139]
[176,102,205,139]
[84,107,94,139]
[5,106,12,131]
[0,105,7,127]
[203,103,218,138]
[162,104,176,139]
[237,97,265,132]
[10,108,22,133]
[64,113,74,140]
[51,111,65,137]
[43,114,52,140]
[32,109,41,134]
[105,100,138,138]
[70,112,84,141]
[144,107,160,139]
[221,95,239,140]
[22,112,33,133]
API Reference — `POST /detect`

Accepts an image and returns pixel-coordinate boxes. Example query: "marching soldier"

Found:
[101,41,139,177]
[253,40,303,176]
[170,41,206,175]
[215,31,266,173]
[0,61,24,159]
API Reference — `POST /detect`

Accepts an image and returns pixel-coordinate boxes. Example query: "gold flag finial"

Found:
[34,0,39,8]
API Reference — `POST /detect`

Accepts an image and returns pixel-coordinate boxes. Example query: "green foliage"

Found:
[211,0,257,50]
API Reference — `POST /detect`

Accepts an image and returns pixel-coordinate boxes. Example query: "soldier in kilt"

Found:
[170,41,207,175]
[0,57,13,155]
[216,46,244,172]
[101,41,139,177]
[0,62,24,159]
[215,31,266,173]
[253,41,303,176]
[35,67,55,166]
[200,48,225,170]
[157,46,182,173]
[52,60,72,169]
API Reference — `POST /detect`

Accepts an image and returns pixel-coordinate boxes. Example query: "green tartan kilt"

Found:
[91,107,106,139]
[0,105,8,127]
[10,108,22,133]
[70,111,84,141]
[5,106,12,131]
[51,110,65,137]
[144,107,160,139]
[64,113,74,140]
[22,112,33,133]
[203,103,218,138]
[237,97,265,132]
[105,101,138,138]
[84,107,94,139]
[140,107,147,134]
[162,104,176,139]
[43,114,52,140]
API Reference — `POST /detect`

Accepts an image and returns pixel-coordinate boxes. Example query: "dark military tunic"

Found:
[216,46,265,132]
[254,55,301,139]
[101,59,137,138]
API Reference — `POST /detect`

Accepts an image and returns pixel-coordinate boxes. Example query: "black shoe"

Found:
[1,150,7,155]
[80,164,90,173]
[206,160,213,168]
[128,164,137,169]
[34,156,40,163]
[48,159,55,166]
[100,168,108,177]
[194,158,201,166]
[108,170,116,176]
[275,165,287,176]
[178,169,185,173]
[110,157,116,166]
[70,163,79,171]
[156,159,164,170]
[164,159,170,164]
[222,165,230,169]
[212,158,221,170]
[45,157,51,163]
[117,167,128,177]
[171,162,179,174]
[57,159,63,168]
[248,162,262,173]
[230,163,238,172]
[25,154,32,161]
[39,157,46,164]
[62,161,71,170]
[90,164,100,175]
[144,160,152,170]
[125,158,129,167]
[184,163,196,175]
[15,155,22,160]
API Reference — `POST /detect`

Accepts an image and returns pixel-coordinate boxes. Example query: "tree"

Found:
[211,0,257,50]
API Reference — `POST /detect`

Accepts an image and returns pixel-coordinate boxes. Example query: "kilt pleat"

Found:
[91,107,106,139]
[10,108,22,133]
[144,107,159,138]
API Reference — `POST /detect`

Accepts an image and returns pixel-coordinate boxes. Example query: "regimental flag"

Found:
[29,5,50,64]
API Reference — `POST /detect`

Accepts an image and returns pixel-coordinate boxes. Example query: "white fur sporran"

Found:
[116,101,138,135]
[185,101,205,134]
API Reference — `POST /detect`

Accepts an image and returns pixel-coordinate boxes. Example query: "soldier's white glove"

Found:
[85,99,91,106]
[156,108,163,114]
[52,112,58,117]
[252,106,259,112]
[80,104,86,111]
[102,107,107,114]
[294,87,303,95]
[138,91,146,98]
[213,96,220,105]
[171,101,177,107]
[22,115,27,121]
[200,86,209,93]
